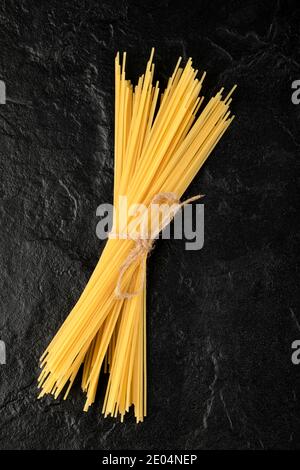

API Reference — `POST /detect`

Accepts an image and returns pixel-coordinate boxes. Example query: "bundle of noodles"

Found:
[38,49,235,422]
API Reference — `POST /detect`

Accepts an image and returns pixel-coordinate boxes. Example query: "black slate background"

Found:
[0,0,299,450]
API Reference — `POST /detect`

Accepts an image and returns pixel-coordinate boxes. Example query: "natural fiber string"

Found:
[109,192,203,299]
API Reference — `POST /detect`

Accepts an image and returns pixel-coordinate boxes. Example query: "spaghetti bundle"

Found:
[38,49,235,422]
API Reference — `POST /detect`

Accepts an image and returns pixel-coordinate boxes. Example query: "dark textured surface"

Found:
[0,0,299,450]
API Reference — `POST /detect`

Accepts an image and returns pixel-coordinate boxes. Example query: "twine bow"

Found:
[109,192,203,299]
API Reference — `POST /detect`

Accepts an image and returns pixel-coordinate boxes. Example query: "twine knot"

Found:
[109,192,203,299]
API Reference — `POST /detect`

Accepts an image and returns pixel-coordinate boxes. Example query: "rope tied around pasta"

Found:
[109,192,203,299]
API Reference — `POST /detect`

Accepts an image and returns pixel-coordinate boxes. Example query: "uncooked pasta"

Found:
[38,49,235,423]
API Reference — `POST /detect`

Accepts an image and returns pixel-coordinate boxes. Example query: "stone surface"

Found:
[0,0,299,450]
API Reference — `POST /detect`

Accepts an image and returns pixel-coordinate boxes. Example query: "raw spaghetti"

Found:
[38,49,235,422]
